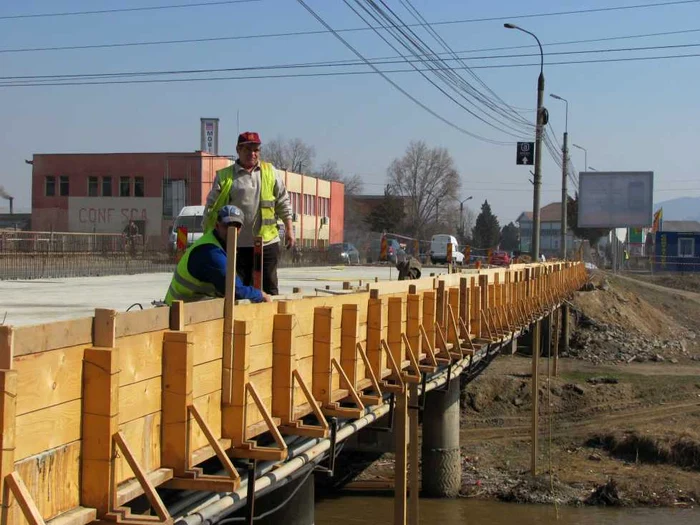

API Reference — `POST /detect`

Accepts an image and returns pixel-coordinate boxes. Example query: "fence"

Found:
[0,231,357,280]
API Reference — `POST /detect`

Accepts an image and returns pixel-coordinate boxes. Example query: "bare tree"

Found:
[314,160,364,196]
[262,137,316,174]
[387,141,460,238]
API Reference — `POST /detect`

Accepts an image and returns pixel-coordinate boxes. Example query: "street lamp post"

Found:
[550,93,569,260]
[573,143,588,174]
[505,23,544,263]
[505,22,545,478]
[459,195,473,240]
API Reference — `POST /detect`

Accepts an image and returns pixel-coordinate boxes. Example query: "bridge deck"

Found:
[0,262,586,525]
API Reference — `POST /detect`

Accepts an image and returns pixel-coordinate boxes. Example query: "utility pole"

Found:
[550,93,569,260]
[505,22,545,477]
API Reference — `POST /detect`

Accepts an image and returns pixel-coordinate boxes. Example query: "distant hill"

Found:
[654,197,700,221]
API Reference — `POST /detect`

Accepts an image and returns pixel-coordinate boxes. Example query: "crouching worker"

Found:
[165,205,271,305]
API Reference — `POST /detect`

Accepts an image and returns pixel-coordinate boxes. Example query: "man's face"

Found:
[215,221,240,241]
[237,143,261,169]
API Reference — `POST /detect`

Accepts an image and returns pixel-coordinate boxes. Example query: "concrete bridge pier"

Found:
[421,375,461,497]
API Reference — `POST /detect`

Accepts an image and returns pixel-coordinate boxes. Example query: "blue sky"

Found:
[1,0,699,222]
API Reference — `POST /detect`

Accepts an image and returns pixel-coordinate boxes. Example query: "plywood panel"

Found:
[115,307,170,338]
[14,345,86,416]
[15,400,81,461]
[249,368,272,401]
[118,331,163,387]
[12,441,81,522]
[192,359,223,398]
[249,343,274,372]
[115,412,161,484]
[119,376,162,425]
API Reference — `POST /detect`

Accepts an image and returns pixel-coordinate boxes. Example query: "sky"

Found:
[1,0,699,223]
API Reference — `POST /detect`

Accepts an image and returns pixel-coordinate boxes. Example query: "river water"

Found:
[315,495,698,524]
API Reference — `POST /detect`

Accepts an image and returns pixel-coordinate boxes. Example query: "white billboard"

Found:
[200,118,219,155]
[578,171,654,228]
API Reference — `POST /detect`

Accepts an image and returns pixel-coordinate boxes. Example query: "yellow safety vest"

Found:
[204,161,278,242]
[164,230,221,305]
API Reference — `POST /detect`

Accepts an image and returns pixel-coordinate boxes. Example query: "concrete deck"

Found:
[0,265,449,326]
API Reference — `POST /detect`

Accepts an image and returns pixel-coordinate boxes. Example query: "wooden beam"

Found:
[340,304,360,387]
[0,369,17,521]
[2,471,45,525]
[367,291,385,383]
[222,226,238,405]
[387,297,404,370]
[421,291,436,352]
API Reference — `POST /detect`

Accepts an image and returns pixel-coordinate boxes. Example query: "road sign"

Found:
[516,142,534,165]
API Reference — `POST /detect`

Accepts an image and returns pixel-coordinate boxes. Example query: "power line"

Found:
[293,0,515,146]
[1,4,699,52]
[3,51,700,88]
[6,41,700,82]
[0,0,260,21]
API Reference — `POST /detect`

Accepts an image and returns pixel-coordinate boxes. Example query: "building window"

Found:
[102,176,112,197]
[679,238,695,258]
[88,176,99,197]
[120,176,131,197]
[163,179,186,218]
[45,176,56,197]
[134,177,145,197]
[59,176,69,196]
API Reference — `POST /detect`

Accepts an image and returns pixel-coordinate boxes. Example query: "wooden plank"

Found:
[80,345,119,516]
[0,370,17,520]
[272,313,295,425]
[340,305,360,387]
[0,326,13,369]
[192,359,223,399]
[11,318,93,357]
[93,309,116,348]
[312,307,333,405]
[118,331,164,387]
[14,346,85,417]
[115,468,173,509]
[115,307,170,338]
[435,281,446,329]
[115,413,161,485]
[119,376,162,425]
[13,441,81,522]
[189,319,224,365]
[161,330,193,477]
[387,297,404,369]
[46,507,97,525]
[191,390,223,454]
[183,298,224,326]
[15,400,82,461]
[422,291,436,351]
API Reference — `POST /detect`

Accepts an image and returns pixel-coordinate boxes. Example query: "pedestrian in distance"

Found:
[202,131,294,296]
[164,205,272,305]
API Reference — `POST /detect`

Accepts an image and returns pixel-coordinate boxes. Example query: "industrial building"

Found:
[30,151,344,248]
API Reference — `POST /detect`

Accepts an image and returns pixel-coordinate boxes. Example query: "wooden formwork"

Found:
[0,262,588,525]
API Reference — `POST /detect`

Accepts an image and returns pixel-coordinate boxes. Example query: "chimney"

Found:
[8,197,13,215]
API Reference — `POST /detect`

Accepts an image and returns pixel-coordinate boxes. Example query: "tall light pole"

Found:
[459,195,473,240]
[573,143,587,174]
[588,166,598,171]
[505,23,545,263]
[550,93,569,260]
[505,22,545,477]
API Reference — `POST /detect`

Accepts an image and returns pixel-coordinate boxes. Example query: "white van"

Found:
[430,234,464,265]
[169,205,205,252]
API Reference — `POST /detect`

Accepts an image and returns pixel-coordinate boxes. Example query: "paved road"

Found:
[0,265,449,326]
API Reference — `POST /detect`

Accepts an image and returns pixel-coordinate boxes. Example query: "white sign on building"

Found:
[200,118,219,155]
[68,197,162,236]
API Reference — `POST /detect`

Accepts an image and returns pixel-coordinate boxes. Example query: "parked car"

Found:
[367,238,405,263]
[429,234,465,265]
[490,250,511,266]
[328,243,360,265]
[169,205,205,253]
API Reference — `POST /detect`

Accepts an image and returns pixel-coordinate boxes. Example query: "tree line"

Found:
[264,137,523,251]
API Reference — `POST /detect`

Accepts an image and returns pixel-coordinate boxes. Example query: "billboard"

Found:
[200,118,219,155]
[578,171,653,228]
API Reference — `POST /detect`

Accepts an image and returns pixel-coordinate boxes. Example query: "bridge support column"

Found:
[559,304,569,376]
[421,375,461,497]
[254,471,315,525]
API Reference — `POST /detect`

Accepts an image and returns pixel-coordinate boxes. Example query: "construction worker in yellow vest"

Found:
[164,205,271,305]
[203,131,294,296]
